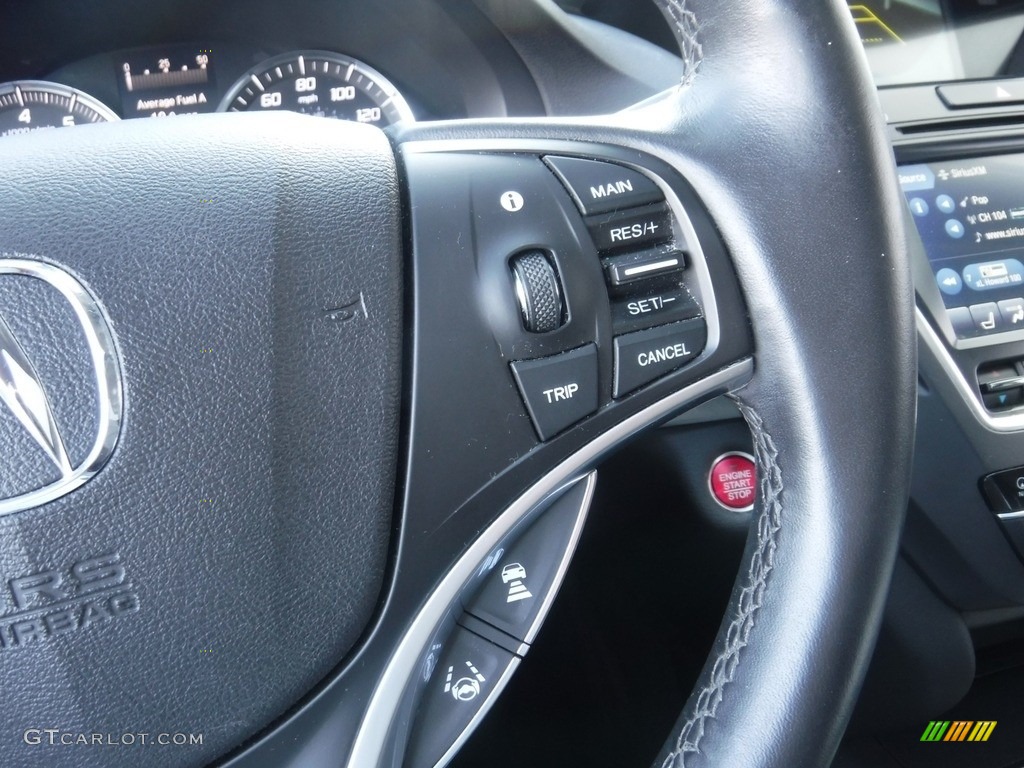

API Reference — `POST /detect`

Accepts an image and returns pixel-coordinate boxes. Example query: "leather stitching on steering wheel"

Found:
[661,396,783,768]
[652,0,703,87]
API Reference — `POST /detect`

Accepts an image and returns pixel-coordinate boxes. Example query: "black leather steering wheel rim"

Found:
[644,1,917,763]
[383,0,916,763]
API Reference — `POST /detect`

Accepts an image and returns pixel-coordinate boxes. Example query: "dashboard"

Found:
[0,0,685,140]
[0,0,548,133]
[0,44,419,138]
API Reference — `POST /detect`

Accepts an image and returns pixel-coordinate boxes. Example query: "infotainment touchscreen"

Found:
[900,154,1024,341]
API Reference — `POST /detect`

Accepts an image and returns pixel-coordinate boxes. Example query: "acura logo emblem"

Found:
[0,259,122,515]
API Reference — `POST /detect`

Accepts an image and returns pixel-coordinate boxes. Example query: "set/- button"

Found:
[613,319,707,397]
[510,344,599,441]
[610,284,700,334]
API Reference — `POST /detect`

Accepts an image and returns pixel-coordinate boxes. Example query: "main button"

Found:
[464,476,589,643]
[613,319,707,397]
[510,344,599,441]
[544,155,663,216]
[404,626,518,768]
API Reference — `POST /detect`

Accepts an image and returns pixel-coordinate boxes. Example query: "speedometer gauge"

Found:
[219,51,414,126]
[0,81,118,138]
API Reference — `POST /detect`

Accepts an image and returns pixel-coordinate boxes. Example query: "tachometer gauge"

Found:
[0,81,118,138]
[219,51,414,126]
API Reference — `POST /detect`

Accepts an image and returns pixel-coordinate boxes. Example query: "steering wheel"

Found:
[0,0,915,767]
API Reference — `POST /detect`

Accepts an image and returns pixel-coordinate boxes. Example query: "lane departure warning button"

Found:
[709,452,757,511]
[403,626,517,768]
[511,344,599,441]
[544,155,663,215]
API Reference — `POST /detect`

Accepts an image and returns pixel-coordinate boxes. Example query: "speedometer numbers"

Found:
[0,50,413,139]
[0,81,118,138]
[219,51,414,126]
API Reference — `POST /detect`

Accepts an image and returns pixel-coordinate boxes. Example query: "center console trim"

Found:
[918,305,1024,432]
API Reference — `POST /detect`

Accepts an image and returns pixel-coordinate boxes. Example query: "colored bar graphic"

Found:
[944,721,973,741]
[920,720,996,742]
[921,721,950,741]
[969,721,997,742]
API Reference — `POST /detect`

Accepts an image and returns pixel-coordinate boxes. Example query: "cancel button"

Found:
[613,318,707,397]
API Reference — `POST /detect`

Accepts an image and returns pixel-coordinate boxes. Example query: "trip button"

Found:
[464,475,590,643]
[544,155,663,215]
[404,626,518,768]
[510,344,599,441]
[586,203,673,253]
[613,319,706,397]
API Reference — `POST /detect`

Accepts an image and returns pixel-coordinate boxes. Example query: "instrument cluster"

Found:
[0,42,417,138]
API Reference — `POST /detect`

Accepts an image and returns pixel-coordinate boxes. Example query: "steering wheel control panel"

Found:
[402,475,594,768]
[504,153,708,439]
[543,156,706,398]
[400,147,713,445]
[351,141,753,768]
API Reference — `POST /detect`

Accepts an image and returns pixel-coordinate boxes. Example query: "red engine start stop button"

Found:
[708,452,756,511]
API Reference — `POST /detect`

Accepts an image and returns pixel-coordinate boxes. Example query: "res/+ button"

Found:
[586,204,673,253]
